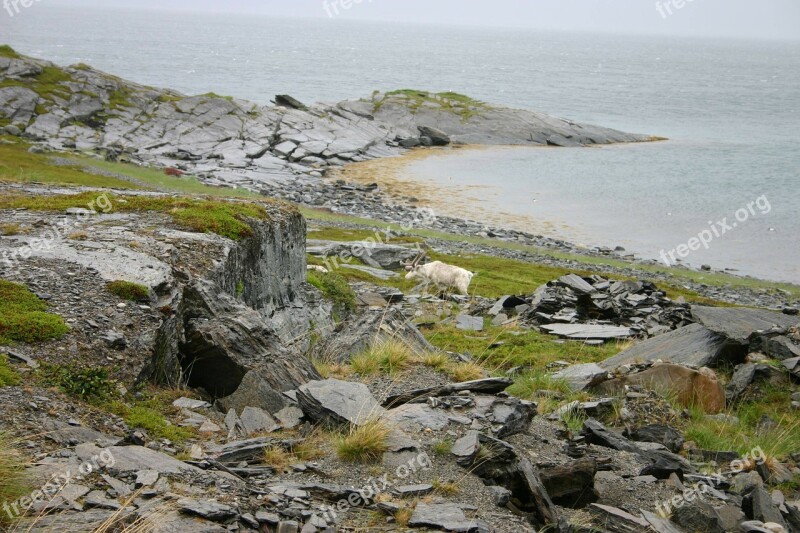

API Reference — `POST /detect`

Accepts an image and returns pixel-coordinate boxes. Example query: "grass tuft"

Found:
[307,270,356,314]
[0,223,21,236]
[107,280,150,302]
[445,361,485,383]
[0,432,31,525]
[349,339,413,376]
[0,354,20,386]
[334,420,391,463]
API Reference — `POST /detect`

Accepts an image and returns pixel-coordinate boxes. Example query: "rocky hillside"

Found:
[0,46,652,195]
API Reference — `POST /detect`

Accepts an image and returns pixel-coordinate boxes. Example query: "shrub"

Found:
[39,364,116,402]
[107,280,150,301]
[0,280,68,344]
[334,420,391,463]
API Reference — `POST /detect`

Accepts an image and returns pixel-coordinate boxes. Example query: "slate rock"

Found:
[626,424,685,454]
[177,498,238,521]
[239,406,280,435]
[408,502,488,532]
[296,379,385,427]
[552,363,609,392]
[692,306,798,344]
[456,314,484,331]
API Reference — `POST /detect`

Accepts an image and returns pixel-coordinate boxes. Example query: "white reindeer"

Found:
[404,251,474,296]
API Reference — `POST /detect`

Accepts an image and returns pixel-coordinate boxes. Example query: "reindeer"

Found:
[403,248,475,296]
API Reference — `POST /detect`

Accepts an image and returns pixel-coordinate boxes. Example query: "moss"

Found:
[199,92,234,102]
[0,280,69,344]
[157,94,183,104]
[0,45,22,59]
[307,270,356,314]
[108,87,134,110]
[374,89,489,122]
[0,192,272,241]
[0,355,20,386]
[107,280,150,302]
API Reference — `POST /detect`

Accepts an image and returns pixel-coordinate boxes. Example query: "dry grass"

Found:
[67,231,89,240]
[418,352,450,371]
[445,362,485,382]
[0,222,21,236]
[334,420,391,463]
[349,339,414,377]
[432,479,460,495]
[395,507,414,527]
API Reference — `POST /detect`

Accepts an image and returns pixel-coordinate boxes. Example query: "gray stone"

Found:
[456,314,484,331]
[600,323,734,370]
[274,405,304,429]
[135,470,159,487]
[386,402,450,431]
[692,306,798,344]
[488,485,512,506]
[296,379,385,427]
[172,397,212,409]
[541,323,632,340]
[239,406,280,435]
[75,444,203,475]
[177,498,238,521]
[83,490,122,511]
[552,363,609,391]
[408,502,488,532]
[392,484,434,498]
[382,377,512,407]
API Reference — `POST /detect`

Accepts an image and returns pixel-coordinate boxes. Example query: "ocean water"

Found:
[2,6,799,282]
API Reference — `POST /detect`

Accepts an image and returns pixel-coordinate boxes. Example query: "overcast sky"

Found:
[41,0,800,40]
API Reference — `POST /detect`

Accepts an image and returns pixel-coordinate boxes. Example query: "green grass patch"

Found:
[682,386,800,460]
[0,280,69,344]
[107,280,150,301]
[0,222,21,236]
[0,354,20,386]
[0,45,22,59]
[108,86,134,110]
[307,269,356,314]
[0,191,275,240]
[0,64,75,105]
[115,404,195,443]
[374,89,489,121]
[39,364,117,403]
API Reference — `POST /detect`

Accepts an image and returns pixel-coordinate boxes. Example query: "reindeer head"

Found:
[402,247,427,279]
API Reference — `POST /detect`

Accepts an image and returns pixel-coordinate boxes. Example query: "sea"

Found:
[2,6,798,283]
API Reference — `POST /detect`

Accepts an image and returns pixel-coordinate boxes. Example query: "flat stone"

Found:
[692,306,799,344]
[172,397,212,409]
[541,323,632,340]
[240,406,280,435]
[135,470,159,487]
[600,323,734,370]
[274,405,304,429]
[386,403,450,431]
[408,502,489,532]
[552,363,609,391]
[75,444,203,475]
[456,314,484,331]
[392,484,434,498]
[177,498,238,521]
[296,379,385,427]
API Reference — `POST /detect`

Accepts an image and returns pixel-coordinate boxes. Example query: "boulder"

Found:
[600,324,739,370]
[626,424,685,453]
[417,125,451,146]
[596,363,725,413]
[539,458,599,508]
[692,306,798,344]
[551,363,609,391]
[295,379,385,427]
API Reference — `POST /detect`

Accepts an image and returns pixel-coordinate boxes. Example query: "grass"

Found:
[119,405,195,443]
[445,361,485,382]
[0,223,21,236]
[311,357,350,380]
[681,386,800,460]
[432,439,454,456]
[374,89,489,121]
[199,92,234,102]
[0,354,20,386]
[334,420,391,463]
[0,191,276,241]
[0,280,69,345]
[307,269,357,314]
[432,478,460,495]
[107,280,150,302]
[0,45,22,59]
[420,351,451,371]
[263,434,325,471]
[0,433,31,525]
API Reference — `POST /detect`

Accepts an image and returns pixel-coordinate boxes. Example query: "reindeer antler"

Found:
[403,244,427,271]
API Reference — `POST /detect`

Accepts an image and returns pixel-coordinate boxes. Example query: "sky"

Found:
[42,0,800,41]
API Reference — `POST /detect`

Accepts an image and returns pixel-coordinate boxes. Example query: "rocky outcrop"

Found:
[0,50,654,197]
